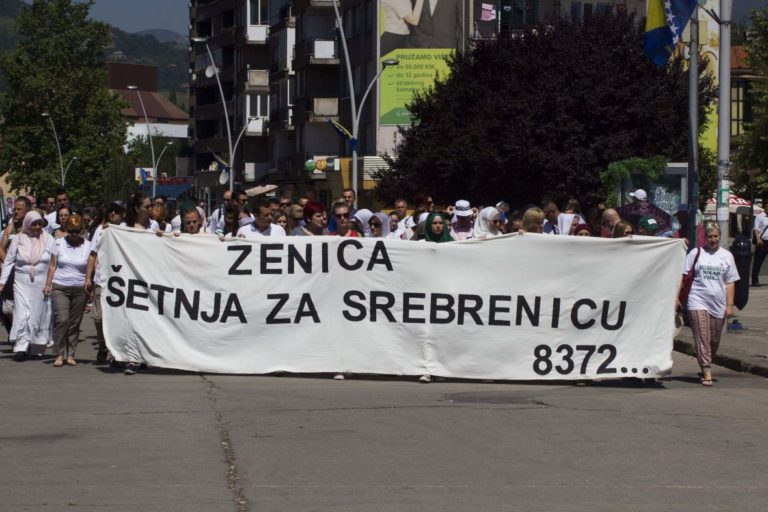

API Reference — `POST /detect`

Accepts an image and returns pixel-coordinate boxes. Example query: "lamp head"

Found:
[382,59,400,68]
[191,36,208,43]
[126,85,138,91]
[41,112,50,117]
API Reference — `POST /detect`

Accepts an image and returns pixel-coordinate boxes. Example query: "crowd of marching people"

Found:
[1,185,760,385]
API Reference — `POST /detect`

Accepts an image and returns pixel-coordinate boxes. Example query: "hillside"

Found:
[135,29,186,44]
[0,2,188,94]
[107,27,188,92]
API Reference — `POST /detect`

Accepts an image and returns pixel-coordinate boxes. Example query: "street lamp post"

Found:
[126,85,157,198]
[41,112,65,187]
[330,0,398,202]
[62,157,78,187]
[154,141,175,183]
[191,36,234,193]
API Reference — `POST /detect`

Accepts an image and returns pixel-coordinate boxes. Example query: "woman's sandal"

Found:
[701,371,713,387]
[53,357,63,368]
[66,358,77,367]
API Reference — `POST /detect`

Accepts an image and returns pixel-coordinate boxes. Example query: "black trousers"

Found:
[753,242,768,284]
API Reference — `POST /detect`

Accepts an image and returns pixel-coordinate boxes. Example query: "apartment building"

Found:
[189,0,650,203]
[189,0,272,196]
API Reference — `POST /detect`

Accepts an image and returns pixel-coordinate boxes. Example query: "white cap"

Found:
[629,189,648,201]
[453,199,473,217]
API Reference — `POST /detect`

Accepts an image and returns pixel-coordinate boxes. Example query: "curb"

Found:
[673,338,768,379]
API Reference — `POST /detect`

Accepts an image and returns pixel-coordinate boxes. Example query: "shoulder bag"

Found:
[678,248,701,308]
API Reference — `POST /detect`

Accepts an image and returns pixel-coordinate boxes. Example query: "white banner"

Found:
[100,226,685,380]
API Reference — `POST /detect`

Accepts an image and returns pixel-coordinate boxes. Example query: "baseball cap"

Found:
[639,216,660,233]
[629,189,648,201]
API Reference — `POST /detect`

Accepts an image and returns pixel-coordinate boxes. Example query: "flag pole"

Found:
[687,6,699,248]
[716,0,733,246]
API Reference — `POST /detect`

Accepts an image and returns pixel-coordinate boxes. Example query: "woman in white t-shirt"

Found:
[44,214,91,368]
[381,0,424,56]
[681,224,739,386]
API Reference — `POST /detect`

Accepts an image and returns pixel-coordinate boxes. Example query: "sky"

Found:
[83,0,188,34]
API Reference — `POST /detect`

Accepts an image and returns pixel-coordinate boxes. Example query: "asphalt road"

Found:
[1,334,767,512]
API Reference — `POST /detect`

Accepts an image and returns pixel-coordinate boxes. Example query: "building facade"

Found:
[189,0,649,204]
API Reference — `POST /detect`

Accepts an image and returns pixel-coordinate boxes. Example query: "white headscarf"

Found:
[472,207,500,239]
[370,212,391,238]
[17,211,49,281]
[353,209,373,237]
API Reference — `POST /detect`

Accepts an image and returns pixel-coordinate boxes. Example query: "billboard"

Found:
[379,0,468,125]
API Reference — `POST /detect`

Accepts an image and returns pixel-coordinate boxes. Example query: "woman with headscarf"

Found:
[352,209,374,237]
[368,212,394,239]
[424,212,454,243]
[472,207,501,240]
[0,211,56,360]
[290,200,327,236]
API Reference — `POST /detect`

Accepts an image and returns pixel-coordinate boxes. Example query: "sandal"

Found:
[53,357,63,368]
[66,357,77,367]
[701,370,713,387]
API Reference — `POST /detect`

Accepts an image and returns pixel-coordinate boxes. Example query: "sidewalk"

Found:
[674,283,768,378]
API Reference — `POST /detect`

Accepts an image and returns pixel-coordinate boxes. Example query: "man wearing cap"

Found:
[450,199,474,240]
[86,200,127,362]
[637,216,663,236]
[752,204,768,287]
[617,188,674,237]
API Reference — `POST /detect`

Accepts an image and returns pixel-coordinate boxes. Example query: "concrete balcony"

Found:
[305,97,338,122]
[247,24,269,44]
[246,117,268,137]
[244,69,269,92]
[295,38,339,67]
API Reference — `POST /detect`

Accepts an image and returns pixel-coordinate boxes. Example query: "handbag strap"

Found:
[690,247,701,275]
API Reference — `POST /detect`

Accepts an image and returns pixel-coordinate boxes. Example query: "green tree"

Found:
[376,12,716,209]
[733,9,768,203]
[0,0,127,204]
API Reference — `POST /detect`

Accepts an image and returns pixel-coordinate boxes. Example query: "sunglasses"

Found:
[369,221,381,227]
[109,208,123,214]
[335,213,349,219]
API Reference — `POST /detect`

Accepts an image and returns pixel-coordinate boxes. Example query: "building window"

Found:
[353,65,362,95]
[365,0,373,31]
[249,93,269,117]
[249,0,267,24]
[732,81,752,138]
[507,0,538,29]
[570,1,582,23]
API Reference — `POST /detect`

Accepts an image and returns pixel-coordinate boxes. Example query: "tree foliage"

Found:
[376,12,716,209]
[733,9,768,202]
[0,0,127,204]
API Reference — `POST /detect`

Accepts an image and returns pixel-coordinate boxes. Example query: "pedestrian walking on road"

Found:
[44,215,91,368]
[0,211,55,360]
[752,207,768,287]
[681,224,740,386]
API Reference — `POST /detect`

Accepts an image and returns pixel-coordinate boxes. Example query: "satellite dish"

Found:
[218,169,228,185]
[205,65,217,78]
